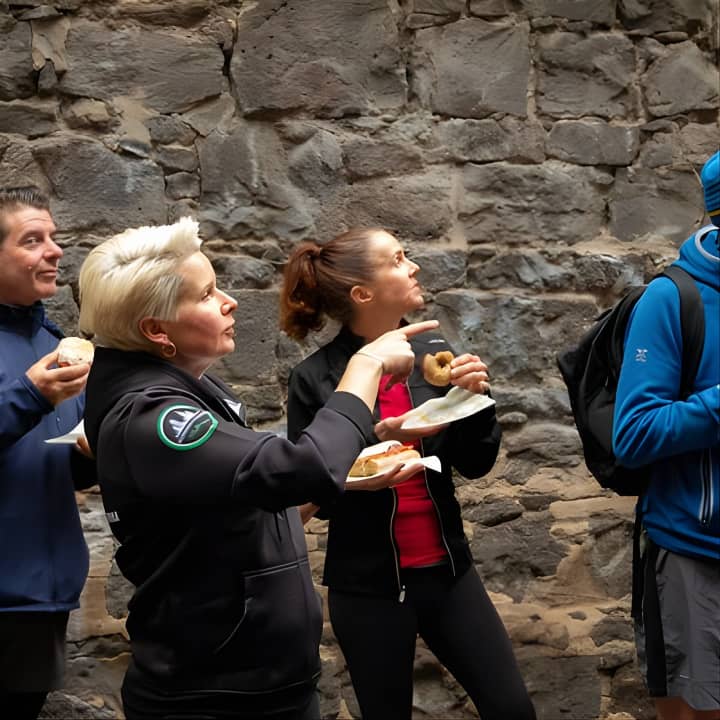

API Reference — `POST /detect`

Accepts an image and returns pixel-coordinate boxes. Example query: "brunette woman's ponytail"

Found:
[280,228,379,341]
[280,242,326,340]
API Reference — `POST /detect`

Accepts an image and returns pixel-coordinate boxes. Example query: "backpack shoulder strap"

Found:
[659,265,705,399]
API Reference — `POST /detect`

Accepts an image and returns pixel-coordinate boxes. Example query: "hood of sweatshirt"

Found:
[675,224,720,291]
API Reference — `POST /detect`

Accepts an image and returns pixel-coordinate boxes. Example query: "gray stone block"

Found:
[413,19,530,118]
[105,0,212,26]
[536,32,636,118]
[547,120,640,166]
[521,0,616,24]
[59,21,224,113]
[435,289,599,381]
[155,145,198,173]
[643,40,719,117]
[0,21,34,101]
[609,166,704,242]
[32,136,167,232]
[521,654,601,720]
[146,114,197,146]
[165,171,199,199]
[619,0,713,33]
[471,512,566,599]
[460,161,610,245]
[404,0,464,29]
[435,117,546,163]
[231,0,406,118]
[341,169,454,241]
[0,100,58,138]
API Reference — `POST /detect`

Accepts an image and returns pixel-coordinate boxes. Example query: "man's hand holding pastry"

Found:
[26,350,90,406]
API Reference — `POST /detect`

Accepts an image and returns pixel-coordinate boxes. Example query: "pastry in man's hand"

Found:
[57,337,94,366]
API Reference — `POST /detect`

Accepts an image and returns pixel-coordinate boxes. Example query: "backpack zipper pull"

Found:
[399,585,406,603]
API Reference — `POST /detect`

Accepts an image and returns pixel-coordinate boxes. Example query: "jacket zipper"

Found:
[389,488,405,602]
[407,384,456,578]
[699,449,714,527]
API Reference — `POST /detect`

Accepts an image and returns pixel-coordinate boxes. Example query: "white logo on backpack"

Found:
[635,348,648,363]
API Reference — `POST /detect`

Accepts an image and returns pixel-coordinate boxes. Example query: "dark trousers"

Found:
[123,688,320,720]
[329,565,536,720]
[0,692,48,720]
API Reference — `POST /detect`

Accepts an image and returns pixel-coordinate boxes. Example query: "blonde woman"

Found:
[78,217,437,720]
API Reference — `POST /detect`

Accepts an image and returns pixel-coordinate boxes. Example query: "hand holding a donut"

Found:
[448,353,491,395]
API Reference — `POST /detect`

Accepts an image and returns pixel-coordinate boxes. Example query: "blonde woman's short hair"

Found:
[79,217,202,351]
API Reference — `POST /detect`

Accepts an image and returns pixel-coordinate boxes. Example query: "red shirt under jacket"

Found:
[377,376,448,568]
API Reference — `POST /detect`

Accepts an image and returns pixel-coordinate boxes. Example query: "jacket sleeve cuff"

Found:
[20,375,54,413]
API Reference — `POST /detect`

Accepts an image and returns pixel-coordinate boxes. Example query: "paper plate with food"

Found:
[400,386,495,430]
[347,441,441,482]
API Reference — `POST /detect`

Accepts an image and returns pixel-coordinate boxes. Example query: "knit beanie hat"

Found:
[701,150,720,227]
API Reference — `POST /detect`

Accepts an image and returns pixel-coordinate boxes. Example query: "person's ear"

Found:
[350,284,374,307]
[138,317,170,346]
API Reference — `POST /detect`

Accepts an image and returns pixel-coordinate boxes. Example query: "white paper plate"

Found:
[346,440,441,482]
[400,387,495,430]
[45,420,85,445]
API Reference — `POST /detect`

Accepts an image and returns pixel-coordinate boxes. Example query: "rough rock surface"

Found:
[1,1,715,718]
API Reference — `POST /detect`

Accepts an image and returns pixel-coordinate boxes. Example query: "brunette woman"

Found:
[280,228,536,720]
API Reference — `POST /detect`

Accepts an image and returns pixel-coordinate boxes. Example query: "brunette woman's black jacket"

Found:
[287,327,502,598]
[83,347,374,716]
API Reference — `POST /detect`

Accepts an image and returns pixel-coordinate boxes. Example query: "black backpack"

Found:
[557,265,705,495]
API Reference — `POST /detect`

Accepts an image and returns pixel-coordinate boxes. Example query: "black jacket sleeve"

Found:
[445,403,502,479]
[286,366,325,444]
[110,388,372,513]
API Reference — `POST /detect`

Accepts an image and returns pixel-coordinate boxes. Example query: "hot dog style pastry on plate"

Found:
[349,443,421,477]
[347,441,441,481]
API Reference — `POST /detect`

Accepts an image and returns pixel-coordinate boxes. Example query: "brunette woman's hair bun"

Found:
[279,242,327,340]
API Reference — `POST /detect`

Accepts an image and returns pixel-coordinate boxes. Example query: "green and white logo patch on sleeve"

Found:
[157,404,219,450]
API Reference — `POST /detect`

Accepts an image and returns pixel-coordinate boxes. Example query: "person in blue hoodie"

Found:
[613,153,720,720]
[0,187,95,720]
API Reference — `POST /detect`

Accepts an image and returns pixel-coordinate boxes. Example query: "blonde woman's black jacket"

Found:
[83,347,374,716]
[288,327,502,598]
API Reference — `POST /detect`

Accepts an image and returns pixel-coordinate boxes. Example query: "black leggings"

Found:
[329,565,536,720]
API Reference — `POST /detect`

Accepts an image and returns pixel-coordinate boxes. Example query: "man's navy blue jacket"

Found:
[0,302,91,613]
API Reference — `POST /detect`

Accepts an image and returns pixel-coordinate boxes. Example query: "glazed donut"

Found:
[422,351,454,387]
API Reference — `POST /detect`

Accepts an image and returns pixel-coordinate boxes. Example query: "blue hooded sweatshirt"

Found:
[613,225,720,560]
[0,302,90,612]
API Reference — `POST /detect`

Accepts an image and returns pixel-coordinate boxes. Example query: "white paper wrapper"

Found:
[400,387,495,430]
[45,420,85,445]
[346,440,442,482]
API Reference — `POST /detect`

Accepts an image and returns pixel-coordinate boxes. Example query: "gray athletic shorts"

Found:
[635,539,720,711]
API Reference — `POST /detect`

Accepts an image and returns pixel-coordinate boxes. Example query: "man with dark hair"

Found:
[614,154,720,720]
[0,187,95,719]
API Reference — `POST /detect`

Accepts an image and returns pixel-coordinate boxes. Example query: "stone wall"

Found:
[1,0,718,718]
